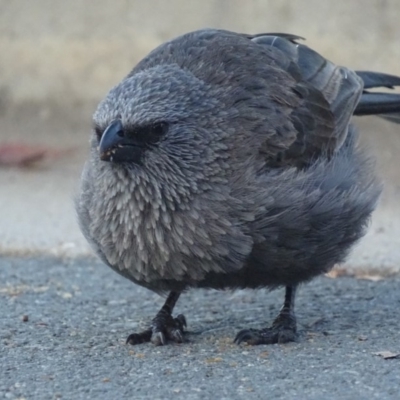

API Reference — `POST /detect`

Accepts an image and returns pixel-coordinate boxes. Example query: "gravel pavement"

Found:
[1,257,400,400]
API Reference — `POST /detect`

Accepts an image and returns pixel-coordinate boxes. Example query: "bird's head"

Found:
[92,64,234,191]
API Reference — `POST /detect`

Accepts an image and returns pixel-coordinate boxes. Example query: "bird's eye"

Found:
[151,122,168,138]
[146,122,169,144]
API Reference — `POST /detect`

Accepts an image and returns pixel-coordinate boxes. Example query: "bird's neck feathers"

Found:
[89,162,201,279]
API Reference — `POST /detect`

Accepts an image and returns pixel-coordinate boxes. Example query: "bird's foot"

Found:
[126,311,186,346]
[234,312,297,345]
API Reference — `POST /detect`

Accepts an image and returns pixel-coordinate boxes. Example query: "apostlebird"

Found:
[76,30,400,346]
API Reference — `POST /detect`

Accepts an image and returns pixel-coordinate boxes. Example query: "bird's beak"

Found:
[99,119,125,161]
[98,119,144,163]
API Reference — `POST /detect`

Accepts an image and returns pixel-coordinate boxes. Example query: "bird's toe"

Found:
[234,316,297,345]
[126,328,152,345]
[126,313,187,346]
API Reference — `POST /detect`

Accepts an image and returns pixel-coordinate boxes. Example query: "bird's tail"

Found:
[354,71,400,123]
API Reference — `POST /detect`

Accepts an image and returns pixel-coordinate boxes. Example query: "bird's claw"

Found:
[126,313,186,346]
[126,329,152,345]
[234,313,297,345]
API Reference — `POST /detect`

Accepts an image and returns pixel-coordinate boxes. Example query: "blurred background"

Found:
[1,0,400,273]
[1,0,400,104]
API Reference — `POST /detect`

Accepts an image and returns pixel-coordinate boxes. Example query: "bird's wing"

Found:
[249,33,364,167]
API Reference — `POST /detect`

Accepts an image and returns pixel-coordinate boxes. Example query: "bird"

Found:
[76,29,400,346]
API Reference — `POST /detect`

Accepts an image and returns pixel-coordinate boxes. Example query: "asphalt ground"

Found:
[1,256,400,400]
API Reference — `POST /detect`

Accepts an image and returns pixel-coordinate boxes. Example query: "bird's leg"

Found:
[126,291,186,346]
[235,285,297,345]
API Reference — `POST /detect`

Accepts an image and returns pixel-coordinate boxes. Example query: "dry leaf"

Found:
[373,351,400,359]
[325,267,349,278]
[355,274,384,282]
[0,143,74,167]
[205,357,223,363]
[326,267,386,281]
[0,143,46,166]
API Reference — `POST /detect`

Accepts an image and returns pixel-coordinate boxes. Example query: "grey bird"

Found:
[76,29,400,346]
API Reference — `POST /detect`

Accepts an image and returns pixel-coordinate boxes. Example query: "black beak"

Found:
[99,119,144,164]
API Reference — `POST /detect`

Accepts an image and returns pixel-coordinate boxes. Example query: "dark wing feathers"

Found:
[250,33,363,166]
[355,92,400,117]
[251,33,400,165]
[354,71,400,123]
[356,71,400,89]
